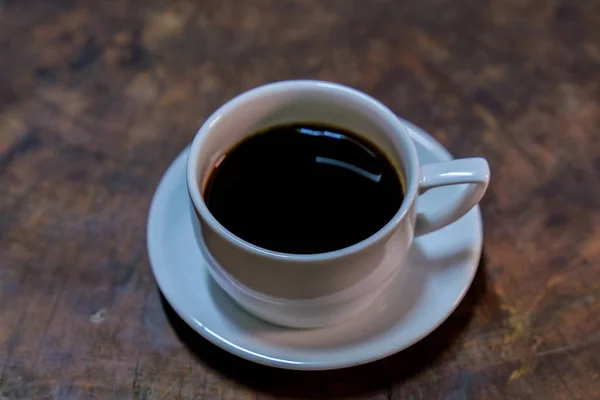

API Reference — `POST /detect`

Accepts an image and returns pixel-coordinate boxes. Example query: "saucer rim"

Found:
[147,118,482,370]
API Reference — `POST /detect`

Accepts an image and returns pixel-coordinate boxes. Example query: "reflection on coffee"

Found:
[203,123,404,254]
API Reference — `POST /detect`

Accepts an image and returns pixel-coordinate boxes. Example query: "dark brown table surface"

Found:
[1,0,600,399]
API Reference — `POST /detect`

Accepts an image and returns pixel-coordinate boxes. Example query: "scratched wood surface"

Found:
[1,0,599,398]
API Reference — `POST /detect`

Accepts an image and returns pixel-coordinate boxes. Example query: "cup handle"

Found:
[415,157,490,236]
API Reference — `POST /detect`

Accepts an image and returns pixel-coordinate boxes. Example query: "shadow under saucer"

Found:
[159,252,489,398]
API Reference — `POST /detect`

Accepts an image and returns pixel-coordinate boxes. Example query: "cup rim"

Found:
[198,223,395,307]
[186,80,420,262]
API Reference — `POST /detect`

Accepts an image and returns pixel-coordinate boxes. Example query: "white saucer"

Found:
[147,119,483,371]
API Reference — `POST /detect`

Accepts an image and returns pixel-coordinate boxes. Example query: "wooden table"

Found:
[1,0,599,398]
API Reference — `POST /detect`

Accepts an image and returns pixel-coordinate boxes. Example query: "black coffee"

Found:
[203,123,404,254]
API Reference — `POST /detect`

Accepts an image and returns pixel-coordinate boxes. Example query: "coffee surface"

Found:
[203,123,404,254]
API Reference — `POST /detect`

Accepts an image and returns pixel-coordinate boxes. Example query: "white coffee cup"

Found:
[187,80,489,328]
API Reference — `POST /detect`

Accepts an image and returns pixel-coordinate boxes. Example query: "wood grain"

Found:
[1,0,599,398]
